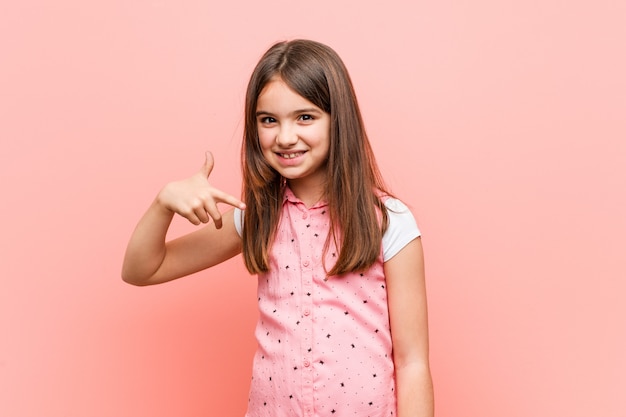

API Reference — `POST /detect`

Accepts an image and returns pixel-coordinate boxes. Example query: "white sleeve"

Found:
[233,207,244,237]
[382,198,421,262]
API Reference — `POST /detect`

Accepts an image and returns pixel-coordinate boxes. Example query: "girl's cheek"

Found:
[258,131,276,151]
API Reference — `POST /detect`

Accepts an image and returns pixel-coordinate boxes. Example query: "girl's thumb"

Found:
[201,151,215,177]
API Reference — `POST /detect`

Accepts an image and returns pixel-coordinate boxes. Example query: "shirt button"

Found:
[303,309,310,316]
[304,360,310,367]
[302,212,308,219]
[303,260,310,267]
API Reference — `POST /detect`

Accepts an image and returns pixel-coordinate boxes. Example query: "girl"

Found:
[122,39,433,417]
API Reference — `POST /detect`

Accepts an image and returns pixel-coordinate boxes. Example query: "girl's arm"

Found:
[385,237,434,417]
[121,152,245,286]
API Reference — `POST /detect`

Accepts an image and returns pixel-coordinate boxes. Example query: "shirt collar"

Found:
[283,187,329,209]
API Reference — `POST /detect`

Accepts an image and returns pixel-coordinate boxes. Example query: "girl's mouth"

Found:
[278,152,305,159]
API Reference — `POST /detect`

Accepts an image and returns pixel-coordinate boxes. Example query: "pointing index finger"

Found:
[214,189,246,210]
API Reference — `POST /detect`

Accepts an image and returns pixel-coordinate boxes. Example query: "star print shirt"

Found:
[234,188,420,417]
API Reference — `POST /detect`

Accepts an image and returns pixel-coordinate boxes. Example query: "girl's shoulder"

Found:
[382,197,421,262]
[382,195,410,212]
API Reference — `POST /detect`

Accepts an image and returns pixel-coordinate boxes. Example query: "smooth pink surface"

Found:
[1,1,624,416]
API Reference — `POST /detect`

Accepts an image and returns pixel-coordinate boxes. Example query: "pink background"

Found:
[1,1,625,416]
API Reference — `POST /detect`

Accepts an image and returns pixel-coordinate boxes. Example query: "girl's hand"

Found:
[157,151,245,228]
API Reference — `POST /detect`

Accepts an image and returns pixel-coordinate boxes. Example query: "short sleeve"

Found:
[382,198,421,262]
[234,207,244,237]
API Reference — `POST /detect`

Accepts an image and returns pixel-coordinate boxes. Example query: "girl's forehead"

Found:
[256,78,321,113]
[258,76,288,97]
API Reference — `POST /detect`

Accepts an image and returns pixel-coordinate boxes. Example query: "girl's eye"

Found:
[260,117,276,124]
[299,114,313,121]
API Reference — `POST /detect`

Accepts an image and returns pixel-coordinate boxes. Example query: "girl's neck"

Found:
[287,178,325,208]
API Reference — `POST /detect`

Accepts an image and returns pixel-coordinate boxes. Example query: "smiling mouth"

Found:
[278,152,305,159]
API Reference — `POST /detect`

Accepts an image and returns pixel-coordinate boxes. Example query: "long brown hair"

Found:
[241,39,390,276]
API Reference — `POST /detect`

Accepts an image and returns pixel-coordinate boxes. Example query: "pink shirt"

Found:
[242,188,419,417]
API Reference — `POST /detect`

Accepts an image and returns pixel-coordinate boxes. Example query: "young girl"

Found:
[122,39,433,417]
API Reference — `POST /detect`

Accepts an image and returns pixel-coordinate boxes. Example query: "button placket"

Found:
[298,204,315,417]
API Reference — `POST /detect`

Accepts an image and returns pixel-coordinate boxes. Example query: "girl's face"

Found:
[256,77,331,194]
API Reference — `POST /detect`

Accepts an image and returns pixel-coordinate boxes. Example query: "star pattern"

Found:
[243,189,419,417]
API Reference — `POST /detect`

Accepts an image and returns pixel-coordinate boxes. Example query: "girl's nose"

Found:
[275,126,298,147]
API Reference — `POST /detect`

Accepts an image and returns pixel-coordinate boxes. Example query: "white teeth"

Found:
[281,152,303,159]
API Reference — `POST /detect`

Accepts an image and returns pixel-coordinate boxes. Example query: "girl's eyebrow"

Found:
[255,108,323,117]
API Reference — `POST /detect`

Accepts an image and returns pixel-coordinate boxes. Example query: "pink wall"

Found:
[1,1,625,416]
